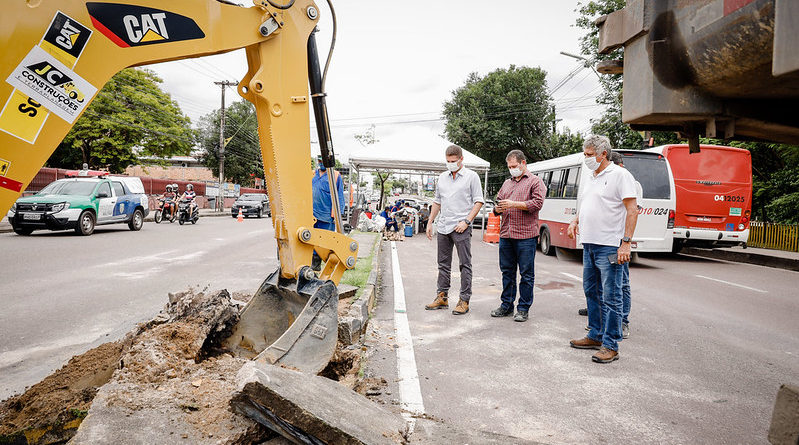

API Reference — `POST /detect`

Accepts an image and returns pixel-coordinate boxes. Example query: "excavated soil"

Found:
[1,287,369,444]
[0,340,125,437]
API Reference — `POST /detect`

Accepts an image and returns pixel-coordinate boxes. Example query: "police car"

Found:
[7,171,149,236]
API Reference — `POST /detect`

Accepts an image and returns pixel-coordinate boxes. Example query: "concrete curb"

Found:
[338,235,382,345]
[681,247,799,272]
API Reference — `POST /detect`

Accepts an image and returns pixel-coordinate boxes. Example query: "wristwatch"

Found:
[621,236,632,243]
[463,219,472,225]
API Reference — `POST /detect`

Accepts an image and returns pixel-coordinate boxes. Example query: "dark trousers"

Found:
[499,237,538,312]
[436,227,473,302]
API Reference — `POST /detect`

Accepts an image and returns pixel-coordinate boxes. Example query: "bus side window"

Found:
[563,167,580,198]
[548,169,565,199]
[541,171,552,190]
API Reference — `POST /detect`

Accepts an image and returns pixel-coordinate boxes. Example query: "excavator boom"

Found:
[0,0,357,373]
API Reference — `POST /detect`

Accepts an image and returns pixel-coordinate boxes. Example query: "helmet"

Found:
[165,184,173,192]
[186,184,193,191]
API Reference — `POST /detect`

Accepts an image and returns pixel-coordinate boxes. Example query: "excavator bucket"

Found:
[223,267,339,374]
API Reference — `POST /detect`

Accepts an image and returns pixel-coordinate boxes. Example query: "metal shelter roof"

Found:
[348,147,490,174]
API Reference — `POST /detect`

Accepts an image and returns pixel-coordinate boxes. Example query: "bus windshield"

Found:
[619,154,670,199]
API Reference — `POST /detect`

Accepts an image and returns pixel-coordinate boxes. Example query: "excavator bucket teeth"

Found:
[222,267,338,374]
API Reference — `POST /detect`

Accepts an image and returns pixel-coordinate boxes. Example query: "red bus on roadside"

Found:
[646,144,752,252]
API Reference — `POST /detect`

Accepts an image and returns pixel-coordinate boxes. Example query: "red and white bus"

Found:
[646,144,752,251]
[529,150,676,255]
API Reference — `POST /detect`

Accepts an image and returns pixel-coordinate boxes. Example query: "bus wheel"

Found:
[540,228,555,256]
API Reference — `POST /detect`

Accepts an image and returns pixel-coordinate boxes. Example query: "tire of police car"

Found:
[14,227,33,236]
[129,209,144,231]
[75,211,95,236]
[540,227,554,256]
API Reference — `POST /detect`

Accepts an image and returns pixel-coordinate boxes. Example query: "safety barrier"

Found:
[748,221,799,252]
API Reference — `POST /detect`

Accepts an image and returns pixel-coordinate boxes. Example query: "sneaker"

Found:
[490,305,514,317]
[514,311,528,322]
[622,323,630,339]
[452,299,469,315]
[591,347,619,363]
[578,308,588,316]
[585,325,589,331]
[569,336,602,350]
[425,292,448,310]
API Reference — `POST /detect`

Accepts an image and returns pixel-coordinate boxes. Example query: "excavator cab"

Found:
[0,0,356,373]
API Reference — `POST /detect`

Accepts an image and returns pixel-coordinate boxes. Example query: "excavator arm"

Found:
[0,0,357,373]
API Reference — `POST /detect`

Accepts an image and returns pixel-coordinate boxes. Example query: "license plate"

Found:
[23,213,41,220]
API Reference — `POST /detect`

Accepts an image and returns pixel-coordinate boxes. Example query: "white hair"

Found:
[583,134,612,157]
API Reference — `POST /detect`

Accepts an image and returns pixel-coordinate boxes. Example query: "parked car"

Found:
[231,193,270,218]
[7,175,148,236]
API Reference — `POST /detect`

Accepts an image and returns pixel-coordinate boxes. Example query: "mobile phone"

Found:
[608,254,619,265]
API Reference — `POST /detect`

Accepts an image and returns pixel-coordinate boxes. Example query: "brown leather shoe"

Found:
[452,299,469,315]
[569,336,602,350]
[592,347,619,363]
[425,292,448,310]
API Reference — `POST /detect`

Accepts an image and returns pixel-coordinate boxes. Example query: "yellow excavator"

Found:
[0,0,356,373]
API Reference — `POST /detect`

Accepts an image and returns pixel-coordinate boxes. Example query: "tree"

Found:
[372,171,392,209]
[198,100,263,187]
[575,1,679,149]
[443,65,561,167]
[47,68,195,172]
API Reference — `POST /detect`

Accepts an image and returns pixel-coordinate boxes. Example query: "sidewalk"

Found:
[0,208,230,233]
[681,245,799,272]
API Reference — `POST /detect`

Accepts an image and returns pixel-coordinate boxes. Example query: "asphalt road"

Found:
[365,232,799,444]
[0,214,278,400]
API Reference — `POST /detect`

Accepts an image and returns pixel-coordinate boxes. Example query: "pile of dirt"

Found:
[0,340,126,444]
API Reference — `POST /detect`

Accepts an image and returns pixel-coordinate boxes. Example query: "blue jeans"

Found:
[582,243,623,351]
[622,262,630,325]
[499,237,537,312]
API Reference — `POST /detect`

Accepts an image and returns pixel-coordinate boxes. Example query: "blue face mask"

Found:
[319,164,326,171]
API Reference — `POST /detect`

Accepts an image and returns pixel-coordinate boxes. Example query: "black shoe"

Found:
[514,311,528,322]
[578,308,588,316]
[490,306,513,317]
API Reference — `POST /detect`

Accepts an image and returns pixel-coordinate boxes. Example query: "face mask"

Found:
[319,163,326,171]
[509,167,523,177]
[584,155,601,171]
[446,161,460,172]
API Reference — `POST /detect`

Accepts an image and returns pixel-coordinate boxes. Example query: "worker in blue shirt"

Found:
[311,156,345,270]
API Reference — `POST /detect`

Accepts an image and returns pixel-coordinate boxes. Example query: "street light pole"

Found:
[214,80,238,212]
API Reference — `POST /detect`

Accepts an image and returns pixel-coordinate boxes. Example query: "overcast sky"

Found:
[149,0,603,163]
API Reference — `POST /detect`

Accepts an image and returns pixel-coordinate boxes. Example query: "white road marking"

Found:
[561,272,582,282]
[390,241,425,429]
[98,249,179,267]
[694,275,767,293]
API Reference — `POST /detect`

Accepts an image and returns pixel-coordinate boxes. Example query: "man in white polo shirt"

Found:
[567,135,638,363]
[425,145,484,315]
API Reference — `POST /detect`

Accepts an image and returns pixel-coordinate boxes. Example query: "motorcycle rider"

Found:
[180,184,198,219]
[161,184,178,221]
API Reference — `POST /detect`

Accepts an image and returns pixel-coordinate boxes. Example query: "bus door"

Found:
[617,151,675,253]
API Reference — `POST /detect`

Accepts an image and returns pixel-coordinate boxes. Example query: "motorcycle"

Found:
[154,197,177,224]
[177,199,199,225]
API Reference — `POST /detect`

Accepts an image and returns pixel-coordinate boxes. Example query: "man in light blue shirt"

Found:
[311,156,344,270]
[425,145,484,315]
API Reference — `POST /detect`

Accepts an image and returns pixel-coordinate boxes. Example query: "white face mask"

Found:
[446,161,460,172]
[584,154,601,171]
[509,167,524,177]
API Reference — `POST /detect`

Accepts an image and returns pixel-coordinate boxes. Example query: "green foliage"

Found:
[198,100,263,187]
[575,1,679,149]
[372,171,392,208]
[443,65,579,166]
[48,68,195,172]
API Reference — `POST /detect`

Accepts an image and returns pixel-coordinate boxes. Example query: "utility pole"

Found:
[214,80,238,212]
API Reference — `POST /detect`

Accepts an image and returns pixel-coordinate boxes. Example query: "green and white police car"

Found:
[7,174,149,236]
